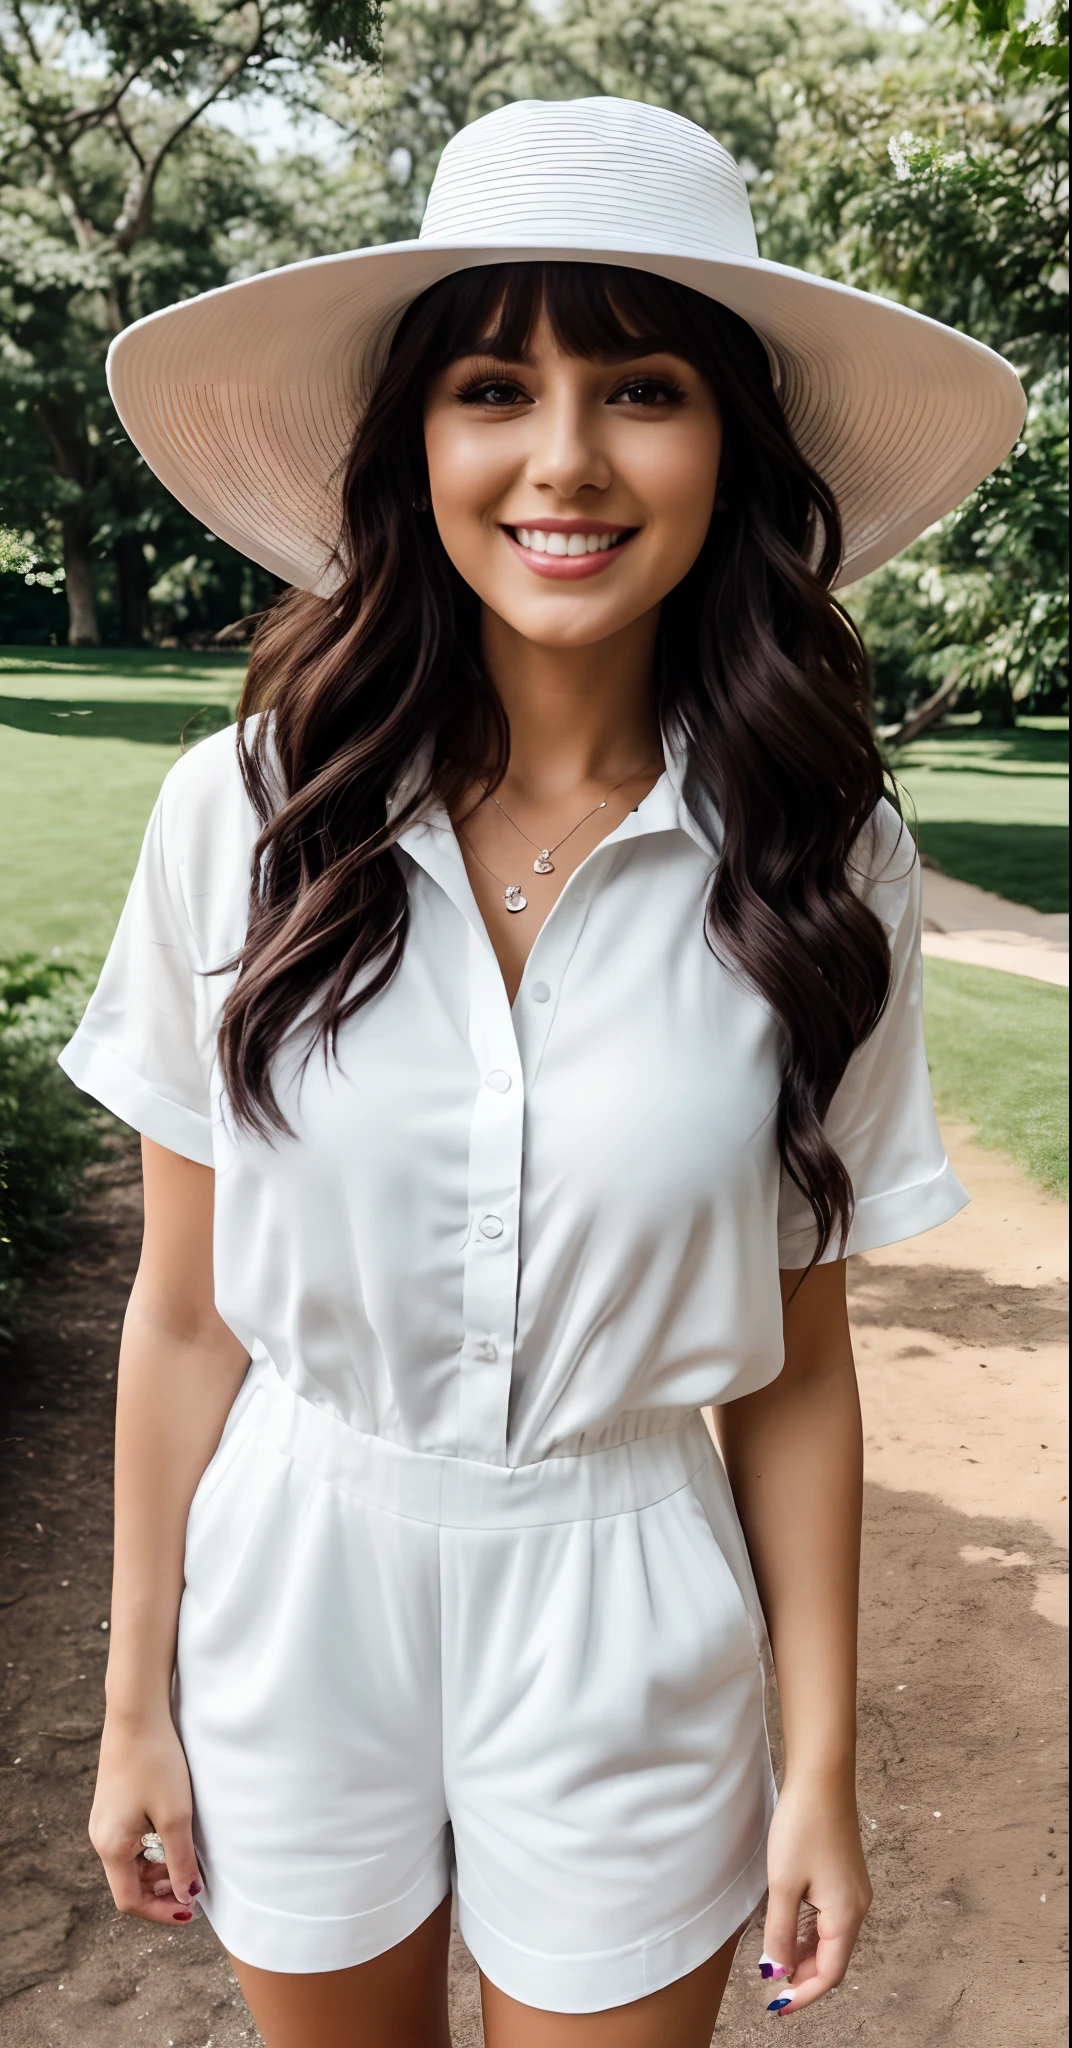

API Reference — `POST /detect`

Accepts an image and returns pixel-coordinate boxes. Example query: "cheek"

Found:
[424,426,516,590]
[630,428,719,567]
[425,420,510,523]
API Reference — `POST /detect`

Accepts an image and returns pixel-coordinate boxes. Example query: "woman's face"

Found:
[423,311,722,650]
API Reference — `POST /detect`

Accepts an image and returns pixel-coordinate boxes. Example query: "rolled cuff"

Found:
[778,1154,969,1269]
[58,1028,215,1168]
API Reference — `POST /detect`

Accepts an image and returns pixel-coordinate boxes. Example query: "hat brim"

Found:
[107,239,1025,594]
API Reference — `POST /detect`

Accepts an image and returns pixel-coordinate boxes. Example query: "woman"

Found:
[60,97,1023,2047]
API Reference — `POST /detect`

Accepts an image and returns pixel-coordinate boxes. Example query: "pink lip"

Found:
[502,525,636,580]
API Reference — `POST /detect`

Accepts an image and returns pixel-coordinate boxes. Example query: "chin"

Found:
[506,596,652,649]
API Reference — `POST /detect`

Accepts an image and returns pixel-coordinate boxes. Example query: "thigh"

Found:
[480,1923,743,2048]
[229,1892,453,2048]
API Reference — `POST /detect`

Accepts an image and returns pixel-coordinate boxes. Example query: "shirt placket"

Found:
[458,918,524,1462]
[395,767,696,1467]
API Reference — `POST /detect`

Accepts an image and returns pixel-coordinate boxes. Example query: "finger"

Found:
[101,1844,198,1925]
[156,1810,203,1909]
[766,1929,856,2014]
[760,1888,801,1985]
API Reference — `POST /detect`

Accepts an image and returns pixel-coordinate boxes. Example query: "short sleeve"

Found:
[58,779,217,1166]
[777,804,968,1267]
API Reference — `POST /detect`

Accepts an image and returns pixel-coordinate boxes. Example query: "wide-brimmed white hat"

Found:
[108,96,1025,593]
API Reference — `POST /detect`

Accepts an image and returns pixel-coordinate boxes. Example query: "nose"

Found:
[523,383,612,500]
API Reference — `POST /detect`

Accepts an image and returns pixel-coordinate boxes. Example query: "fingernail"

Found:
[759,1953,788,1981]
[187,1879,203,1897]
[768,1994,793,2012]
[173,1910,193,1922]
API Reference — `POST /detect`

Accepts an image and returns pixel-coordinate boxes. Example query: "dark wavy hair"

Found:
[223,261,896,1260]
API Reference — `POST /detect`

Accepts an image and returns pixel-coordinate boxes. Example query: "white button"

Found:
[485,1069,511,1092]
[479,1214,504,1240]
[471,1336,497,1362]
[531,981,550,1003]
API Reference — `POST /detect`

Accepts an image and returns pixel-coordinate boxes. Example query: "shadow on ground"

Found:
[916,823,1068,916]
[0,699,234,746]
[0,1149,1066,2045]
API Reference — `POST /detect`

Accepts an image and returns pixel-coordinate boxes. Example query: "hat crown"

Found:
[419,97,759,263]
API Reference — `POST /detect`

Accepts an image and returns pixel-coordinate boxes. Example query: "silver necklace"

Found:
[486,773,637,876]
[459,764,660,914]
[457,830,532,913]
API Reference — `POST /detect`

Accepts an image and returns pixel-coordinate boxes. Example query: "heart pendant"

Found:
[503,885,528,913]
[533,852,555,874]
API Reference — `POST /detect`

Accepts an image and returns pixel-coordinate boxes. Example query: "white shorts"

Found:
[176,1360,775,2013]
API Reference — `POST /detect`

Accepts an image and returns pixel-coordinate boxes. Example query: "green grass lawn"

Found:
[0,646,245,959]
[923,957,1068,1199]
[890,719,1068,913]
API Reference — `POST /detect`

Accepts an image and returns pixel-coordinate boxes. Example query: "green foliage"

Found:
[0,956,107,1313]
[805,0,1069,725]
[0,0,378,645]
[850,372,1069,724]
[923,956,1069,1196]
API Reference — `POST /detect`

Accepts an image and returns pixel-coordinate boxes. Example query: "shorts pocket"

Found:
[677,1474,767,1676]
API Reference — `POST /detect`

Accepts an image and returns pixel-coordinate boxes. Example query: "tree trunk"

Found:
[114,531,150,644]
[884,666,961,747]
[37,398,101,647]
[62,514,101,647]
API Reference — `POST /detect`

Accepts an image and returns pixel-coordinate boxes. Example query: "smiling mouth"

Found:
[501,524,639,579]
[505,525,636,557]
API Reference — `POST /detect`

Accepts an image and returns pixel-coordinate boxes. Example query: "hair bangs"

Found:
[424,261,705,372]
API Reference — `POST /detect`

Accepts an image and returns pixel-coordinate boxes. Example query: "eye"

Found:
[610,376,687,409]
[455,373,529,408]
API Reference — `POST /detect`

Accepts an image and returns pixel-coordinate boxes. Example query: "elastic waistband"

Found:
[250,1360,715,1530]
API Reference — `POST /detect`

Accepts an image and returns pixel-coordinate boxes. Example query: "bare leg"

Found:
[480,1922,745,2047]
[229,1892,453,2048]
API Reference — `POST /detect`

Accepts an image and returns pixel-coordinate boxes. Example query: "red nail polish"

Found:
[173,1910,193,1922]
[188,1880,203,1896]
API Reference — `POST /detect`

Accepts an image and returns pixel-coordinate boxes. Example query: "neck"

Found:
[479,605,663,798]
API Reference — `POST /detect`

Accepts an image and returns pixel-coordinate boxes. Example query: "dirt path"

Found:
[1,1133,1066,2046]
[920,867,1069,986]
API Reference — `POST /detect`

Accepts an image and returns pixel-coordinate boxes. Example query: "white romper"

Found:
[60,721,966,2010]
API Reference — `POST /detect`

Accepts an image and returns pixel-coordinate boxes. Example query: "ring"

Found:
[140,1831,167,1864]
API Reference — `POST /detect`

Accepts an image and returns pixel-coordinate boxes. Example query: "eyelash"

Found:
[453,368,687,409]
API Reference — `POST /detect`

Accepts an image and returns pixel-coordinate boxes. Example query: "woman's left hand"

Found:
[759,1773,873,2014]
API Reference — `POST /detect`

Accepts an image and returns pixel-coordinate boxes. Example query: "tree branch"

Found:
[10,0,41,64]
[882,665,963,747]
[51,61,147,139]
[111,11,266,252]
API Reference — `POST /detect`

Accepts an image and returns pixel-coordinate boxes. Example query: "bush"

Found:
[0,955,109,1326]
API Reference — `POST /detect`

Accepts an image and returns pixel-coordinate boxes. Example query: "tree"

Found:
[295,0,884,257]
[0,0,379,643]
[771,0,1068,727]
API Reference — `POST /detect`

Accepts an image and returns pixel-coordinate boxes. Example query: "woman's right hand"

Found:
[89,1712,203,1924]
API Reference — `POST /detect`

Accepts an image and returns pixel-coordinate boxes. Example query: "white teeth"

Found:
[514,527,626,554]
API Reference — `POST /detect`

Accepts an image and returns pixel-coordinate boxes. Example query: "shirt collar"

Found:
[388,724,718,858]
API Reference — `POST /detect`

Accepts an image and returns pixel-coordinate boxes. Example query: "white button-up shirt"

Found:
[60,722,966,1467]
